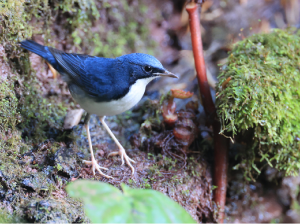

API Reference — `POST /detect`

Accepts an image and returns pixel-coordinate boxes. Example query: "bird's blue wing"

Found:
[49,48,117,101]
[49,48,90,83]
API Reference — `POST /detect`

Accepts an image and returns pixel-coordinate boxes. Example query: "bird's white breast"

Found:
[74,77,157,116]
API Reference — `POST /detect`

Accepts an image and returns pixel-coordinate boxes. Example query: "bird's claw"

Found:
[83,159,113,179]
[108,148,136,175]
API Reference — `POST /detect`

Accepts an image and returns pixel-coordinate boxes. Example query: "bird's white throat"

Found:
[75,77,157,116]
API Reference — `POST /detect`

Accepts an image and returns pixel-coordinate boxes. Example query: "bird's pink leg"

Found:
[82,114,113,179]
[99,116,135,175]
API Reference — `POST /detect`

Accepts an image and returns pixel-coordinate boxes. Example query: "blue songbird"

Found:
[20,40,177,179]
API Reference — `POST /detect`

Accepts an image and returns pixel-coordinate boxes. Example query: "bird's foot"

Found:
[83,159,113,179]
[108,148,136,175]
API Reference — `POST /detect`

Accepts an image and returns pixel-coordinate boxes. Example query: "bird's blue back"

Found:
[20,40,134,102]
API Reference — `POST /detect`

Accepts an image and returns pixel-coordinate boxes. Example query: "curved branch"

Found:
[186,2,229,223]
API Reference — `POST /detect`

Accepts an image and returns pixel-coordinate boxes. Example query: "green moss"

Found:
[0,68,23,154]
[66,0,157,57]
[18,85,67,142]
[0,0,51,53]
[0,207,24,223]
[0,1,69,152]
[1,0,156,54]
[216,29,300,177]
[0,79,19,137]
[0,82,18,131]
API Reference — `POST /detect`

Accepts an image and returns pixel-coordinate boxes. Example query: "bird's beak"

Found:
[155,70,178,79]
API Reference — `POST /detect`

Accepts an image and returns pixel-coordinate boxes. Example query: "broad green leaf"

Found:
[67,180,132,223]
[67,180,196,223]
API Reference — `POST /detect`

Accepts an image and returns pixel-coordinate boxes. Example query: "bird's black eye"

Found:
[144,65,152,73]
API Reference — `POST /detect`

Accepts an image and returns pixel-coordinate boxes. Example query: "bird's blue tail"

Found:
[20,40,60,71]
[20,40,49,58]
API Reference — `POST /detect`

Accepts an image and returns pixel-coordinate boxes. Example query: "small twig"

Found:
[221,77,232,89]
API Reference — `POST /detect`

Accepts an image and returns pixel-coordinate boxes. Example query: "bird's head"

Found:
[117,53,178,85]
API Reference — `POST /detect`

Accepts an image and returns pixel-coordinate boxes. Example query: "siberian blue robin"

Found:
[20,40,177,178]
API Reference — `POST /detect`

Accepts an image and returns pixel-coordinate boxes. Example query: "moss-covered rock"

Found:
[23,198,87,223]
[216,29,300,178]
[0,0,156,57]
[0,207,25,223]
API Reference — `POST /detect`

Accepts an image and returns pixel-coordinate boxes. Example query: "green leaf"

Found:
[67,180,196,223]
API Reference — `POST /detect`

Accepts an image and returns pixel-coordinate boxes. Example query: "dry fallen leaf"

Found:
[171,89,194,99]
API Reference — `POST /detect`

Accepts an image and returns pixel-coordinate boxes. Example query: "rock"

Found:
[21,173,52,192]
[24,198,87,223]
[284,209,300,223]
[0,170,9,189]
[52,147,78,178]
[277,175,300,206]
[229,196,283,223]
